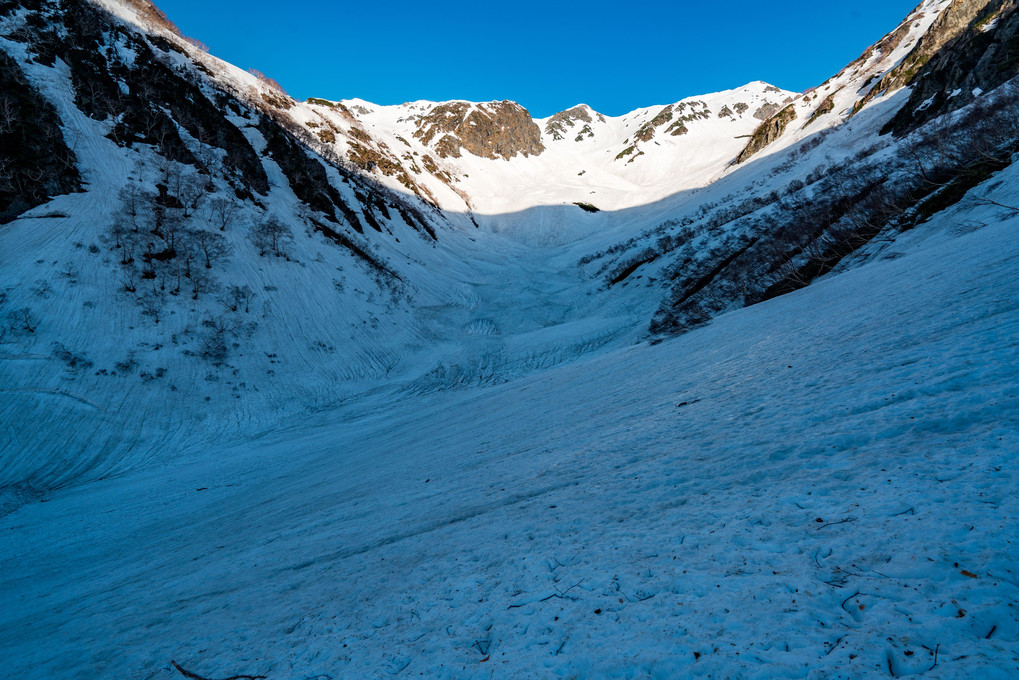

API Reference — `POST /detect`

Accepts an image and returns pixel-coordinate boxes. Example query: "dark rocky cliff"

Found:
[861,0,1000,112]
[883,0,1019,134]
[0,51,80,222]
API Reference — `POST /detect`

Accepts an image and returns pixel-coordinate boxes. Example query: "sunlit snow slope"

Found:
[322,83,795,216]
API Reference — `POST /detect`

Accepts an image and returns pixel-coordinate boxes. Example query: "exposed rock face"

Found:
[859,0,1000,111]
[347,141,404,177]
[610,100,716,162]
[807,93,836,124]
[634,105,675,142]
[846,14,913,70]
[545,105,593,140]
[734,104,797,164]
[413,101,544,160]
[666,101,711,136]
[0,51,81,222]
[434,134,463,159]
[117,0,183,34]
[883,0,1019,134]
[753,103,781,120]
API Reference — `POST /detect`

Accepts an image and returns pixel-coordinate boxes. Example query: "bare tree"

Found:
[209,197,238,231]
[0,160,14,194]
[109,215,145,265]
[146,253,173,294]
[138,105,175,153]
[192,123,223,175]
[6,307,37,334]
[189,266,215,300]
[117,185,149,228]
[138,291,165,324]
[250,216,294,257]
[0,94,18,135]
[159,211,186,253]
[121,260,142,293]
[189,228,230,269]
[198,316,244,365]
[223,284,254,313]
[177,175,209,218]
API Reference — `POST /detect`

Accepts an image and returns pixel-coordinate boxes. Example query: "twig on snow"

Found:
[170,661,267,680]
[508,579,586,609]
[824,635,847,656]
[969,196,1019,214]
[541,579,586,602]
[840,591,862,614]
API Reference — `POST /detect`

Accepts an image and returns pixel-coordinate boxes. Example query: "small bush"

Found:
[51,342,93,375]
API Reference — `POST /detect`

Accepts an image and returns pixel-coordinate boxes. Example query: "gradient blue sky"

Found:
[155,0,921,117]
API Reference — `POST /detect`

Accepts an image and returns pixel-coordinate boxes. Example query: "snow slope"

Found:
[317,83,794,217]
[0,0,1000,494]
[2,150,1018,680]
[1,0,1017,677]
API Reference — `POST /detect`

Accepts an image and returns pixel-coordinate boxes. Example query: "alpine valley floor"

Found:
[2,160,1017,680]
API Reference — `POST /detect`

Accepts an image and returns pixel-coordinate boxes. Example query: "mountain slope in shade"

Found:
[0,0,1016,497]
[1,0,1018,678]
[2,151,1017,680]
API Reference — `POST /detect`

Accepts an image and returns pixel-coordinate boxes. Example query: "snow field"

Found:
[2,175,1016,679]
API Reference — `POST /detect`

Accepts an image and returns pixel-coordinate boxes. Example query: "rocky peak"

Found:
[412,100,544,160]
[545,105,602,140]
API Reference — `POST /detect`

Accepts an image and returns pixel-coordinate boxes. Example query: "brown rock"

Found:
[413,101,544,160]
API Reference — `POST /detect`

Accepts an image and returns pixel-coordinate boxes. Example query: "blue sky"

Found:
[155,0,921,117]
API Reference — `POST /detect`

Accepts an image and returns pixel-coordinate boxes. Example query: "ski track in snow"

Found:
[1,194,1017,679]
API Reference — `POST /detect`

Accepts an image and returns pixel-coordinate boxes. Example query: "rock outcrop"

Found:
[734,104,797,164]
[413,101,544,160]
[859,0,1001,112]
[545,105,594,140]
[807,93,836,124]
[883,0,1019,134]
[0,51,81,222]
[753,103,781,120]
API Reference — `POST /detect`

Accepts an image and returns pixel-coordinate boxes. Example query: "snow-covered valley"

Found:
[1,0,1018,677]
[3,171,1018,679]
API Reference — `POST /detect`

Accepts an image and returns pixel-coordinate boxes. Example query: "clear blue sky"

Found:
[155,0,921,117]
